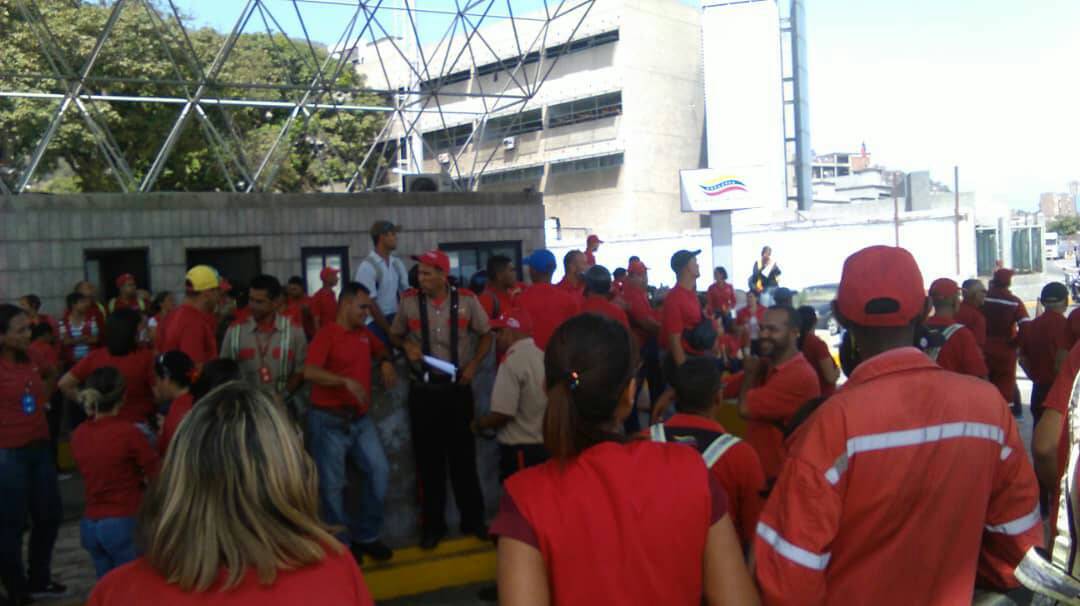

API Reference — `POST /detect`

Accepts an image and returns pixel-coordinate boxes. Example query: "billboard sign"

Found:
[681,168,763,212]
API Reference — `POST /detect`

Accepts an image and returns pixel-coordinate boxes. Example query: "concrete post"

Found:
[710,211,734,278]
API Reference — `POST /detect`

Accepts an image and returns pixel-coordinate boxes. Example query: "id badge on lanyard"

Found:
[22,381,36,415]
[258,366,273,384]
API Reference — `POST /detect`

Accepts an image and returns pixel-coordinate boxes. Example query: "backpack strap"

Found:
[941,324,964,340]
[362,255,385,293]
[277,315,292,394]
[419,292,431,357]
[649,423,667,443]
[702,434,741,468]
[229,321,241,359]
[450,288,460,370]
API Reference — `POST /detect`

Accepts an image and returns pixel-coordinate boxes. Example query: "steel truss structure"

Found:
[0,0,597,194]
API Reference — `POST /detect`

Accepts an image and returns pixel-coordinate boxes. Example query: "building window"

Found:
[439,240,523,287]
[302,247,350,297]
[420,69,471,91]
[84,248,150,302]
[550,152,624,176]
[547,91,622,128]
[545,29,619,58]
[422,123,473,152]
[185,247,262,292]
[476,51,541,78]
[482,109,543,141]
[479,165,545,186]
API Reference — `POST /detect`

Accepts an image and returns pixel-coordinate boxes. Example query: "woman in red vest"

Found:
[491,314,758,605]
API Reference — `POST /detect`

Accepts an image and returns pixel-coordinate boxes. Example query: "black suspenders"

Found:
[417,289,460,378]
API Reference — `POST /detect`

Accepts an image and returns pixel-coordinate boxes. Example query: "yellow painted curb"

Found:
[362,537,495,601]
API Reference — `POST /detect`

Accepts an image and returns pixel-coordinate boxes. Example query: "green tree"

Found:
[1048,216,1080,237]
[0,0,386,192]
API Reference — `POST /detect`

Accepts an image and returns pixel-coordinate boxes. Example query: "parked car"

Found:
[797,283,840,335]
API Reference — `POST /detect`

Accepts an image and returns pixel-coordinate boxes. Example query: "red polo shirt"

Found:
[925,316,988,379]
[622,283,657,345]
[479,286,520,320]
[0,355,49,449]
[662,413,766,551]
[706,282,737,317]
[86,547,374,606]
[1067,307,1080,349]
[556,277,586,306]
[743,352,821,480]
[28,341,59,376]
[159,304,218,364]
[955,302,987,349]
[661,285,703,353]
[984,287,1028,342]
[517,283,581,350]
[310,287,338,329]
[581,295,630,331]
[70,349,157,424]
[307,323,385,414]
[159,392,194,456]
[800,333,837,397]
[1019,311,1068,386]
[71,416,160,519]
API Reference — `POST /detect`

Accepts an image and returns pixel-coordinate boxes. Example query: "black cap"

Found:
[370,220,400,238]
[1041,282,1069,305]
[584,265,613,296]
[670,249,701,275]
[773,287,797,305]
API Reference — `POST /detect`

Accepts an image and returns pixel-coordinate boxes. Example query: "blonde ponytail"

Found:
[79,388,103,417]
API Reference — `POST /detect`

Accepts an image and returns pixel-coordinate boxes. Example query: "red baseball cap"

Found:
[627,260,649,276]
[587,234,603,245]
[320,266,340,281]
[836,246,926,327]
[993,268,1014,287]
[490,309,534,334]
[928,278,960,299]
[115,273,135,288]
[413,250,450,274]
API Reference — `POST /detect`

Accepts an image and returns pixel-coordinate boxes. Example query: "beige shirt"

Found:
[391,288,491,365]
[220,314,307,398]
[490,338,547,445]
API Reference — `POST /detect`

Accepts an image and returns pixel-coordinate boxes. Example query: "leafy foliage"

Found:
[1048,216,1080,237]
[0,0,386,192]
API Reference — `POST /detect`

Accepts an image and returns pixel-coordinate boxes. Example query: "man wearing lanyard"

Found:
[391,250,493,550]
[220,275,307,410]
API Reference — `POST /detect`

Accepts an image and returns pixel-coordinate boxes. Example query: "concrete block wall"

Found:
[0,191,546,315]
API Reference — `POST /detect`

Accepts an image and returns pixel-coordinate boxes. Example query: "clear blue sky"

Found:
[176,0,1080,210]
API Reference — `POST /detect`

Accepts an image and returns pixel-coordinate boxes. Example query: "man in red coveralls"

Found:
[925,278,988,379]
[983,268,1028,417]
[755,246,1041,605]
[957,278,988,349]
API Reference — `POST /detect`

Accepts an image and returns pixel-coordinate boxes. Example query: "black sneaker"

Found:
[28,580,70,600]
[420,528,446,550]
[352,540,393,562]
[462,522,489,541]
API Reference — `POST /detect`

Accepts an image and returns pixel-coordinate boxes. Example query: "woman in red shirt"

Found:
[159,358,239,456]
[796,306,839,398]
[491,315,758,606]
[58,310,158,433]
[72,367,160,579]
[152,351,194,455]
[736,291,766,356]
[0,304,66,603]
[87,382,374,605]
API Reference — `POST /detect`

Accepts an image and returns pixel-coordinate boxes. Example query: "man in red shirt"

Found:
[650,357,765,552]
[983,268,1029,417]
[479,255,521,320]
[556,250,587,304]
[284,276,316,339]
[925,278,988,379]
[706,266,737,320]
[159,266,221,365]
[310,267,340,331]
[580,265,630,330]
[108,274,145,313]
[623,260,663,429]
[737,306,821,482]
[755,246,1040,605]
[957,278,988,349]
[516,249,580,350]
[584,235,602,267]
[1018,282,1070,424]
[304,282,397,564]
[661,249,705,367]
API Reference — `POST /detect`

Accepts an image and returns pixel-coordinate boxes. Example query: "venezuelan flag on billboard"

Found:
[680,169,761,212]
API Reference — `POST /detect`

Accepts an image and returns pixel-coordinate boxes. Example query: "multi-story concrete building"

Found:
[344,0,707,239]
[1040,191,1076,219]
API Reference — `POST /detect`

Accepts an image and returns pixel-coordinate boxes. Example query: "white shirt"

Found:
[355,251,409,316]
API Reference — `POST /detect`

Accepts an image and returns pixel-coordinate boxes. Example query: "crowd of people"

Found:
[0,218,1076,605]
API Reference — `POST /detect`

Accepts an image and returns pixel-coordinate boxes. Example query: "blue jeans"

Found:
[0,444,62,598]
[80,517,137,578]
[307,408,388,543]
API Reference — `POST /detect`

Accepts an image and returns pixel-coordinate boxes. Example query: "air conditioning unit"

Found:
[503,136,516,150]
[402,173,452,192]
[437,152,451,165]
